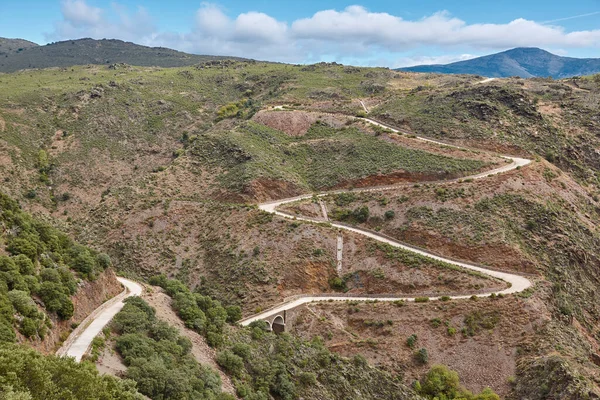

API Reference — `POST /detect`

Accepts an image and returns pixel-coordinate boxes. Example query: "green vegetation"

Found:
[418,365,499,400]
[191,121,488,193]
[149,275,239,347]
[406,334,418,349]
[462,311,500,337]
[0,343,143,399]
[111,297,232,400]
[331,205,370,224]
[415,348,429,364]
[150,277,420,399]
[0,192,111,341]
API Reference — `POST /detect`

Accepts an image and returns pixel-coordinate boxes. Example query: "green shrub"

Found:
[231,343,252,360]
[415,297,430,303]
[0,343,143,399]
[406,334,418,349]
[13,255,35,275]
[418,364,500,400]
[384,210,395,220]
[0,319,16,343]
[112,297,225,399]
[352,206,370,223]
[225,305,242,323]
[8,290,39,317]
[216,350,245,378]
[328,276,346,291]
[416,348,429,364]
[298,371,317,386]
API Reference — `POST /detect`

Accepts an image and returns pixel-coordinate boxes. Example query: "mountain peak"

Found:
[398,47,600,78]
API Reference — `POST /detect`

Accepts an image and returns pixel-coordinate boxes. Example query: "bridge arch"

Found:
[271,315,285,334]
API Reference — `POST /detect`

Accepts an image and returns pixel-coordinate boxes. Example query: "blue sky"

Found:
[1,0,599,67]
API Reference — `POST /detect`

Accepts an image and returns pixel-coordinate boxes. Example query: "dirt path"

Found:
[57,278,143,361]
[240,111,533,326]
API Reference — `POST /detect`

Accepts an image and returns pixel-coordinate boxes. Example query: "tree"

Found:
[420,365,461,399]
[216,350,245,378]
[0,256,18,273]
[352,206,370,223]
[0,319,16,343]
[225,305,242,323]
[7,238,38,261]
[8,290,38,318]
[96,253,111,269]
[13,255,34,275]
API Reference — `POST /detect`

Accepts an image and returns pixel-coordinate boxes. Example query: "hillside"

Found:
[0,37,38,56]
[398,48,600,78]
[0,60,599,399]
[0,37,246,72]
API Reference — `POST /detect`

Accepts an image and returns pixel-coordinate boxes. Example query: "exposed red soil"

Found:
[252,110,348,136]
[396,227,537,274]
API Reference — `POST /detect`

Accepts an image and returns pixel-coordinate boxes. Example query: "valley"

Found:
[0,58,599,399]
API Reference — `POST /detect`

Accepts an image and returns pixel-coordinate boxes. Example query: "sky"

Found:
[0,0,599,67]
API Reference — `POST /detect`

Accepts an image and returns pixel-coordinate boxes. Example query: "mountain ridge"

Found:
[0,37,247,72]
[398,47,600,78]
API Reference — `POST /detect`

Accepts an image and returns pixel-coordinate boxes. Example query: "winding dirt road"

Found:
[57,277,143,361]
[240,114,532,326]
[58,95,532,350]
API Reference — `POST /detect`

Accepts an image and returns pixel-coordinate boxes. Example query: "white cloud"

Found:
[48,0,156,43]
[393,54,478,68]
[60,0,102,27]
[46,2,600,64]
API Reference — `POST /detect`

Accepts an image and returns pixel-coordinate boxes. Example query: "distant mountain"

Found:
[398,48,600,79]
[0,38,38,56]
[0,37,247,72]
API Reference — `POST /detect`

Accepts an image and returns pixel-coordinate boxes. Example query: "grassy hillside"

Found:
[191,120,489,194]
[0,38,246,72]
[1,59,600,399]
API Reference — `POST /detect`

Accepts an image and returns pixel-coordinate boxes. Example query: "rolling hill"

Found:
[398,47,600,78]
[0,37,246,72]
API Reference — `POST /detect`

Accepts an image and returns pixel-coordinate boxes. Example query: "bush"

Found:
[0,344,143,399]
[353,354,368,367]
[419,365,460,398]
[38,282,74,320]
[352,206,370,223]
[406,334,418,349]
[418,364,500,400]
[13,255,35,275]
[112,297,225,399]
[216,350,245,378]
[384,210,395,220]
[8,290,39,317]
[415,297,430,303]
[112,299,155,334]
[298,371,317,386]
[20,317,39,338]
[225,305,242,323]
[329,276,346,291]
[0,319,16,343]
[416,348,429,364]
[96,253,111,269]
[172,292,207,331]
[231,343,252,360]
